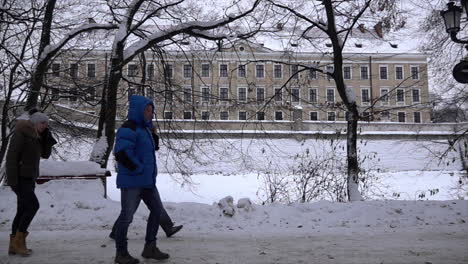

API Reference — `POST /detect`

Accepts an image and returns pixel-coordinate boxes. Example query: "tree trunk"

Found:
[24,0,56,111]
[323,0,364,202]
[98,55,123,168]
[346,107,362,201]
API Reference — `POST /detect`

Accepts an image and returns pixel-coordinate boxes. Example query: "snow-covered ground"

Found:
[0,180,467,264]
[0,137,467,263]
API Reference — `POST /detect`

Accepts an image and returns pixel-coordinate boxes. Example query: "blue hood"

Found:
[128,95,154,128]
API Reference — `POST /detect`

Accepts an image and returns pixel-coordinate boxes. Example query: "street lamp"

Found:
[440,1,467,44]
[441,1,468,83]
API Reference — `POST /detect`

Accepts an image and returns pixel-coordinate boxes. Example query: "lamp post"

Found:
[440,1,468,83]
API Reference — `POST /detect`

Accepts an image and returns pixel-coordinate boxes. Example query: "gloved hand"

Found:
[40,127,57,146]
[152,133,160,151]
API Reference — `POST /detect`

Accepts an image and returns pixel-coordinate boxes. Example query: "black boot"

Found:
[115,251,139,264]
[166,225,183,238]
[141,241,170,260]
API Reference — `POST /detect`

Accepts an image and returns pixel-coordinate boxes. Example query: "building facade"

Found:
[46,40,431,126]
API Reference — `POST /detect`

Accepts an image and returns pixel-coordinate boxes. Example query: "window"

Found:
[381,111,390,120]
[238,87,247,102]
[327,112,336,121]
[220,64,228,78]
[395,66,403,80]
[291,88,300,103]
[184,87,192,103]
[274,88,282,102]
[257,112,265,121]
[326,65,334,80]
[256,87,265,102]
[87,63,96,78]
[202,87,210,102]
[239,111,247,120]
[165,64,173,79]
[275,111,283,120]
[51,88,60,100]
[220,111,229,120]
[291,65,299,79]
[163,112,173,120]
[238,64,246,78]
[326,88,335,103]
[412,89,420,103]
[362,111,372,121]
[256,64,264,78]
[201,63,210,78]
[183,111,192,120]
[309,68,317,80]
[396,89,405,103]
[380,66,388,80]
[70,63,78,79]
[274,64,282,79]
[413,112,421,123]
[343,66,351,80]
[86,86,96,101]
[380,88,389,105]
[309,88,317,103]
[398,112,406,123]
[146,87,155,100]
[165,90,173,103]
[201,111,210,120]
[360,65,369,80]
[361,88,370,104]
[147,64,154,80]
[127,87,135,101]
[220,87,229,101]
[411,66,419,80]
[128,64,138,77]
[69,88,78,102]
[310,112,318,121]
[183,64,192,78]
[51,63,60,77]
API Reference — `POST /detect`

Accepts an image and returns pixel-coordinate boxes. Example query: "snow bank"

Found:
[0,180,466,234]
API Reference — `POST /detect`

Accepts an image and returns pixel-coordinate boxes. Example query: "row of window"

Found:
[161,110,422,123]
[145,86,422,105]
[50,62,421,81]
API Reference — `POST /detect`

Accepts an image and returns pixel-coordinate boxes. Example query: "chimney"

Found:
[374,22,383,38]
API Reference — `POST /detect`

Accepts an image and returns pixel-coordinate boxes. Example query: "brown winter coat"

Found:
[6,120,54,186]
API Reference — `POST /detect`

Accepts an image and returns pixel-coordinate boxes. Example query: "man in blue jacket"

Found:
[113,95,169,264]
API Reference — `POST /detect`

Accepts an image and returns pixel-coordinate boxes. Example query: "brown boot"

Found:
[8,234,15,255]
[11,232,31,256]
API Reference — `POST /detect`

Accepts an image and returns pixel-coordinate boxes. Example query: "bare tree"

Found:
[96,0,267,168]
[267,0,409,201]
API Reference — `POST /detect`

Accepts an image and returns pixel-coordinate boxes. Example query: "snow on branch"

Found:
[123,0,260,63]
[38,23,118,65]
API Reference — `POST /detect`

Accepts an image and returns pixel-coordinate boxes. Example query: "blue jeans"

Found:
[115,187,163,252]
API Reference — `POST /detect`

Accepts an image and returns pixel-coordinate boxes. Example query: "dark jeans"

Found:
[115,187,163,252]
[111,206,173,236]
[10,178,40,234]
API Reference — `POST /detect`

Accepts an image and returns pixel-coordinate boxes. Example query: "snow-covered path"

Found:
[1,226,467,264]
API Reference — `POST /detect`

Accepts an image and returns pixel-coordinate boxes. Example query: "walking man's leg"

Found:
[160,206,183,237]
[140,187,169,260]
[114,188,141,264]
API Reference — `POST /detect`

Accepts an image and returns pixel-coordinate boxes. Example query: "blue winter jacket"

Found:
[114,95,157,188]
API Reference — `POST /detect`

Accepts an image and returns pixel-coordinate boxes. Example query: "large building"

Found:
[46,27,431,127]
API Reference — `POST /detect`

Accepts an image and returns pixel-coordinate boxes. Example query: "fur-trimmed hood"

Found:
[14,119,39,138]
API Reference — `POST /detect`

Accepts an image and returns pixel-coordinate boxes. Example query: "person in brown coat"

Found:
[6,111,57,256]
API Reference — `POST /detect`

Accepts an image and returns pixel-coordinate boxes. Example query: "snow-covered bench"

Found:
[38,161,111,198]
